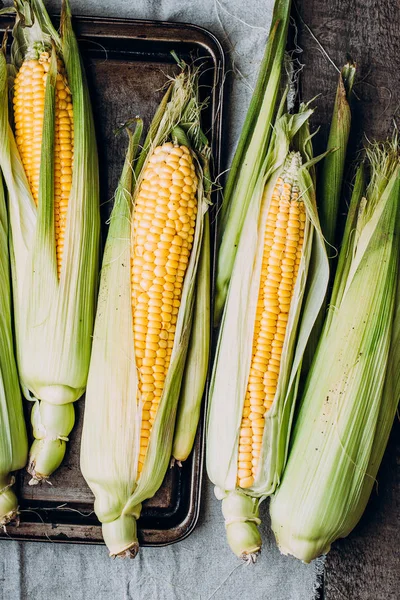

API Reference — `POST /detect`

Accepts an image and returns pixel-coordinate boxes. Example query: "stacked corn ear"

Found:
[0,171,28,525]
[207,106,329,560]
[214,0,291,324]
[80,65,211,557]
[270,141,400,563]
[0,0,100,483]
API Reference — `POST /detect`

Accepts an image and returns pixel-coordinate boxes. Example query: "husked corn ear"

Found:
[238,154,305,488]
[13,51,74,277]
[214,0,292,325]
[132,142,198,472]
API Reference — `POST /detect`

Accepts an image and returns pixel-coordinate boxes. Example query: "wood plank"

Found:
[296,0,400,597]
[323,423,400,600]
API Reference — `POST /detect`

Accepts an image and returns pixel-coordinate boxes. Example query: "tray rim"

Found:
[0,13,224,549]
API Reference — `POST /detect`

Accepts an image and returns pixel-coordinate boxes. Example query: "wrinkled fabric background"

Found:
[1,1,320,598]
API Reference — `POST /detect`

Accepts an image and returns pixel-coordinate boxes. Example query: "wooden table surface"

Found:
[296,1,400,598]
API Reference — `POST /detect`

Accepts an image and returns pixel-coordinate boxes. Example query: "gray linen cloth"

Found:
[0,1,321,598]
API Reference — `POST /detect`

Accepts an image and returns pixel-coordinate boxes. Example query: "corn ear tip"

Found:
[60,0,73,37]
[114,116,143,139]
[62,0,72,19]
[342,56,356,95]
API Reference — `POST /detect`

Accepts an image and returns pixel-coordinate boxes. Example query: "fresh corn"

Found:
[0,0,99,483]
[80,65,211,557]
[207,106,329,560]
[0,171,28,525]
[270,141,400,563]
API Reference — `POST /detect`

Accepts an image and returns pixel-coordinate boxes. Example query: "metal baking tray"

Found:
[0,15,224,548]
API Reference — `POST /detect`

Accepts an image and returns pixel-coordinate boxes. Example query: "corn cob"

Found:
[132,140,199,473]
[270,142,400,563]
[80,65,211,557]
[0,170,28,525]
[0,0,99,483]
[207,106,329,560]
[214,0,291,325]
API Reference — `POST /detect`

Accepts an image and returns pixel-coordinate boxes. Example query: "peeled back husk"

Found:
[206,105,329,559]
[172,193,211,463]
[270,141,400,563]
[0,0,100,483]
[214,0,292,325]
[80,66,211,557]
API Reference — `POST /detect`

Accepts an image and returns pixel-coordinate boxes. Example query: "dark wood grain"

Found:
[296,1,400,598]
[297,0,400,144]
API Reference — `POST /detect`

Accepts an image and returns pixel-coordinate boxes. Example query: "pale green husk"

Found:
[318,61,356,249]
[303,62,356,371]
[206,106,329,559]
[0,171,28,525]
[0,0,100,483]
[214,0,292,324]
[172,210,210,462]
[270,140,400,563]
[80,66,211,557]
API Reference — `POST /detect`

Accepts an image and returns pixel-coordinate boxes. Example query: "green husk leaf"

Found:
[214,0,292,325]
[270,140,400,563]
[80,123,142,536]
[327,163,365,325]
[0,169,28,524]
[302,62,356,373]
[318,60,356,249]
[0,7,16,16]
[172,210,210,462]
